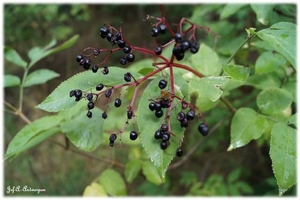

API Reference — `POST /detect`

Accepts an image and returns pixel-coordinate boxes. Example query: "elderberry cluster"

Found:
[148,79,169,118]
[172,33,200,61]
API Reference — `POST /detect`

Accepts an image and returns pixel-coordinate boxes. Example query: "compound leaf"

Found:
[4,46,27,68]
[4,74,21,88]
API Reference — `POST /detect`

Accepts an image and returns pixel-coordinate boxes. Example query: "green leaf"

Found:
[125,159,142,183]
[4,74,21,88]
[228,107,268,151]
[83,182,107,196]
[256,88,293,115]
[5,115,62,159]
[28,35,79,68]
[190,76,228,102]
[288,114,297,128]
[245,73,281,90]
[270,122,296,195]
[36,67,142,112]
[24,69,60,87]
[255,51,286,74]
[282,81,296,102]
[142,161,164,185]
[99,169,127,196]
[220,4,247,19]
[227,168,241,183]
[137,76,188,179]
[60,101,104,152]
[189,43,222,76]
[222,64,251,84]
[127,58,155,76]
[4,46,27,68]
[257,22,296,68]
[251,4,274,25]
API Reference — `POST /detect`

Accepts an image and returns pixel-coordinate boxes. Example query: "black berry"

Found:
[160,141,168,150]
[100,26,109,38]
[154,130,162,139]
[92,65,99,73]
[130,131,138,140]
[186,110,195,121]
[198,123,209,136]
[109,141,114,147]
[175,53,185,61]
[87,110,92,118]
[151,27,160,37]
[181,40,191,51]
[155,102,162,111]
[83,59,92,70]
[74,89,82,99]
[172,45,184,57]
[106,32,114,43]
[87,101,94,110]
[155,46,162,55]
[102,111,108,119]
[127,110,133,119]
[93,48,100,56]
[123,46,132,54]
[86,93,93,101]
[174,33,182,43]
[115,33,122,41]
[124,72,132,82]
[69,90,76,97]
[105,89,112,98]
[180,118,188,128]
[190,42,200,54]
[120,57,127,65]
[162,133,170,142]
[117,40,126,48]
[160,124,168,131]
[177,111,185,122]
[96,84,104,91]
[109,133,117,141]
[155,110,163,118]
[76,55,84,62]
[159,24,167,34]
[149,102,156,111]
[161,99,170,108]
[176,148,183,157]
[114,98,122,107]
[158,79,167,89]
[126,53,135,62]
[102,66,109,75]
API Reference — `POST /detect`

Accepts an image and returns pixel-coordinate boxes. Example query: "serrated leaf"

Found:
[251,4,274,25]
[36,67,142,112]
[142,161,164,185]
[223,64,251,84]
[60,101,104,152]
[24,69,60,87]
[189,43,222,76]
[137,75,188,179]
[256,88,293,115]
[190,77,228,102]
[255,51,286,74]
[220,4,247,19]
[28,35,79,68]
[99,169,127,196]
[83,183,107,196]
[270,122,296,195]
[4,46,27,68]
[125,159,142,183]
[257,22,296,68]
[4,74,21,87]
[5,115,62,159]
[228,107,268,151]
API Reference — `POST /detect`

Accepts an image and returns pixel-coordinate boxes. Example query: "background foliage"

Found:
[4,4,296,196]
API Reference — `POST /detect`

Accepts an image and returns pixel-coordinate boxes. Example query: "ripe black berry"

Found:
[102,111,108,119]
[186,110,195,121]
[181,40,191,51]
[109,133,117,141]
[109,141,114,147]
[160,124,168,131]
[177,111,185,122]
[151,27,160,37]
[76,55,84,62]
[105,89,112,98]
[117,40,126,48]
[155,102,162,111]
[158,79,167,89]
[198,123,209,136]
[96,84,104,91]
[176,148,183,157]
[162,133,170,142]
[160,141,168,150]
[86,93,93,101]
[149,102,156,111]
[159,24,167,34]
[100,26,109,38]
[114,98,122,107]
[69,90,76,97]
[87,101,94,110]
[155,110,163,118]
[174,33,182,43]
[126,53,135,62]
[87,110,92,118]
[172,45,184,57]
[123,46,132,54]
[180,118,188,128]
[115,33,122,41]
[93,48,100,56]
[102,66,109,75]
[79,59,85,66]
[83,59,92,70]
[161,99,170,108]
[120,57,127,65]
[127,110,133,119]
[154,130,162,139]
[92,65,99,73]
[155,46,162,55]
[74,89,82,99]
[190,42,200,54]
[106,32,114,42]
[175,53,185,61]
[130,131,138,140]
[124,72,132,82]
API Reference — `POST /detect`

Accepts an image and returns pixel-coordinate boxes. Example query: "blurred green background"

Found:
[4,4,296,196]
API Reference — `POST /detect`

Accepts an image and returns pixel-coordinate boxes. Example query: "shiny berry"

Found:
[161,99,170,108]
[96,84,104,91]
[159,24,167,34]
[181,40,191,51]
[158,79,167,89]
[87,110,92,118]
[105,89,112,98]
[86,93,93,101]
[124,72,132,82]
[198,123,209,136]
[79,59,85,66]
[190,42,200,54]
[151,27,160,37]
[155,46,162,55]
[92,65,98,73]
[174,33,182,43]
[177,111,185,122]
[100,27,109,38]
[83,59,92,70]
[162,133,170,142]
[126,53,135,62]
[102,111,108,119]
[109,133,117,141]
[175,53,184,61]
[120,57,127,65]
[87,101,94,109]
[173,45,184,57]
[149,102,156,111]
[109,141,114,147]
[186,110,195,121]
[127,110,133,119]
[155,110,163,118]
[74,90,82,99]
[123,46,131,54]
[155,102,162,111]
[69,90,76,97]
[102,66,109,75]
[93,48,100,56]
[130,131,138,140]
[106,32,114,42]
[117,40,126,48]
[176,148,183,157]
[154,130,162,139]
[160,141,168,150]
[114,98,122,107]
[180,118,188,128]
[76,55,84,62]
[160,124,168,131]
